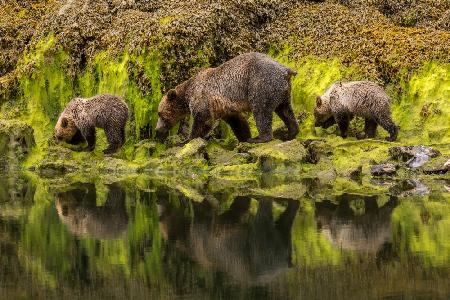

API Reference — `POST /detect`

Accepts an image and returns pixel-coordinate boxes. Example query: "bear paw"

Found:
[103,148,117,155]
[247,136,273,143]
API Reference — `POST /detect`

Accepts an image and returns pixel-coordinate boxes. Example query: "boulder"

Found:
[175,138,207,160]
[246,140,308,172]
[422,156,450,175]
[388,146,441,168]
[370,163,397,176]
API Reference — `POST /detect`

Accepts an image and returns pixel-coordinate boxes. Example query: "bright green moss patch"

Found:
[393,62,450,144]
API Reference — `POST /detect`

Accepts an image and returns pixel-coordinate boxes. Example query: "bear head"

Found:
[155,89,190,141]
[54,116,86,145]
[314,96,335,128]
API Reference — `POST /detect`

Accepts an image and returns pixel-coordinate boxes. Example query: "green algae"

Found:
[393,62,450,144]
[78,49,162,140]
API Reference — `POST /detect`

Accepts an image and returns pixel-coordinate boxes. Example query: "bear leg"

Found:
[83,128,96,152]
[248,108,273,143]
[103,125,125,154]
[275,100,299,140]
[362,118,378,139]
[376,116,398,142]
[223,114,251,142]
[334,113,350,138]
[189,111,214,139]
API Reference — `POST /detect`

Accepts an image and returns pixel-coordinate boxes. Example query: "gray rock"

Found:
[370,163,397,176]
[389,145,440,168]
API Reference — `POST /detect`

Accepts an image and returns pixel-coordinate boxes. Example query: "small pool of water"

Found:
[0,175,449,299]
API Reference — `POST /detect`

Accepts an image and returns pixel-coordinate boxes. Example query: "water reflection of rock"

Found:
[158,191,299,284]
[56,183,128,239]
[315,194,398,253]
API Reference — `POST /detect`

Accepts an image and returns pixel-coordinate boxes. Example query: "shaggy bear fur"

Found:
[54,94,128,154]
[314,81,398,141]
[155,52,299,143]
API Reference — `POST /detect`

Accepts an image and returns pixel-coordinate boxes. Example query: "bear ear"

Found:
[167,89,177,101]
[61,117,68,128]
[316,96,322,107]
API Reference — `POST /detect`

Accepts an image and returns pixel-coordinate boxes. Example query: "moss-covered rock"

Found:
[422,156,450,175]
[246,140,308,172]
[33,145,139,177]
[174,138,207,159]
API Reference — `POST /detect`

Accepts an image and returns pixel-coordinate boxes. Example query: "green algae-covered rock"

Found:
[35,145,138,177]
[139,138,209,173]
[246,140,308,172]
[175,138,207,160]
[206,142,251,166]
[422,156,450,175]
[0,119,35,171]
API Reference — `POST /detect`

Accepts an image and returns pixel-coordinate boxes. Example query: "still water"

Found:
[0,174,449,299]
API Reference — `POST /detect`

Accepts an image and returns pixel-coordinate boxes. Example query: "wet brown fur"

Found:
[156,52,299,143]
[314,81,398,141]
[55,94,128,154]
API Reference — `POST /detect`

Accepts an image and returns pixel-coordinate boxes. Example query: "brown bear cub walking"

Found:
[155,52,299,143]
[54,94,128,154]
[314,81,398,141]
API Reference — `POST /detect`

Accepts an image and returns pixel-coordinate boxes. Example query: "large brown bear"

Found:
[155,52,299,143]
[54,94,128,154]
[314,81,398,141]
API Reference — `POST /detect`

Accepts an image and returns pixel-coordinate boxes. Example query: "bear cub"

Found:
[314,81,398,141]
[155,52,299,143]
[54,94,128,154]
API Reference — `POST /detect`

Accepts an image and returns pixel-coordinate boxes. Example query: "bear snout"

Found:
[155,118,169,141]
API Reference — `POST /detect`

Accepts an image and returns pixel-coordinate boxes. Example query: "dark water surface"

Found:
[0,174,449,299]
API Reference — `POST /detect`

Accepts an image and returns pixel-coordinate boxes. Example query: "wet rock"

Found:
[422,156,450,175]
[175,138,207,160]
[35,145,138,177]
[0,120,35,171]
[246,140,308,172]
[370,163,397,176]
[301,139,332,164]
[207,147,251,167]
[350,166,363,181]
[388,146,441,168]
[389,179,430,197]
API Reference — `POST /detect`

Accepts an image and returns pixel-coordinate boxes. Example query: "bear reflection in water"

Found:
[315,194,398,253]
[55,183,128,239]
[158,192,300,284]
